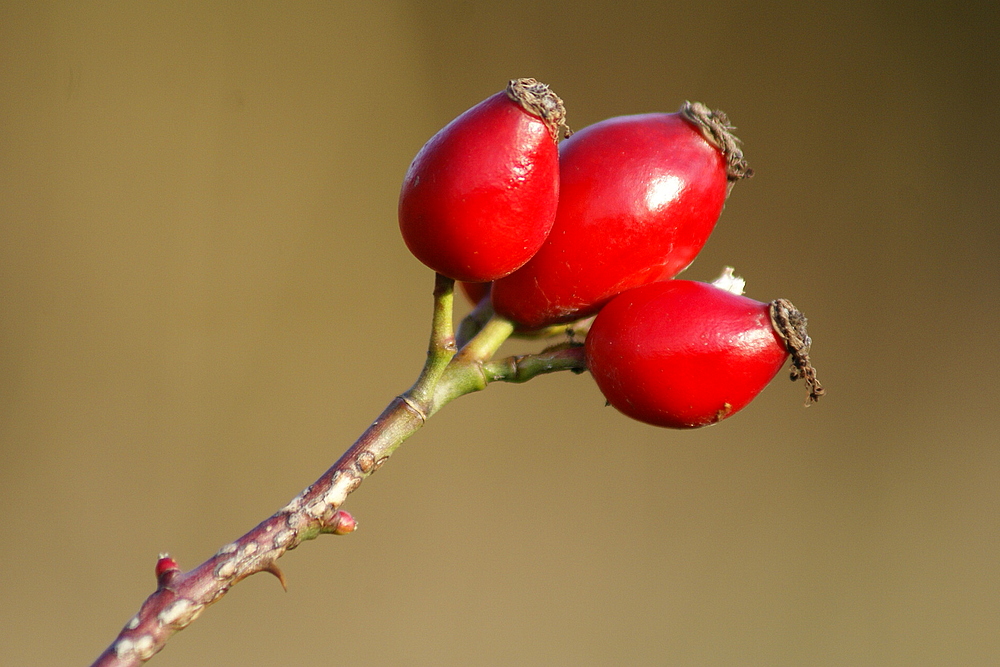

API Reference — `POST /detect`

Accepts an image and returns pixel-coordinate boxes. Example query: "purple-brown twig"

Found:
[90,274,585,666]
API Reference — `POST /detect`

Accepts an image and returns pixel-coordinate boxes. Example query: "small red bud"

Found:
[155,554,180,587]
[332,510,357,535]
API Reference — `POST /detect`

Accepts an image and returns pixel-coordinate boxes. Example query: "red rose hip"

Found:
[584,279,822,429]
[491,102,752,329]
[458,280,491,306]
[398,78,565,282]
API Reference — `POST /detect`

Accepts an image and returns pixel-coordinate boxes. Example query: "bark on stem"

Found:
[90,274,586,666]
[90,393,427,667]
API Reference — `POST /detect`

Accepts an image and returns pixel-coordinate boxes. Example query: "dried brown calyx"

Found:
[506,78,568,141]
[680,100,754,183]
[769,298,826,405]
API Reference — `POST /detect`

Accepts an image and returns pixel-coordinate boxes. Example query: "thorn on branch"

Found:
[263,563,288,591]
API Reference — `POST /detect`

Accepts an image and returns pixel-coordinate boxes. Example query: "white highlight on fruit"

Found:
[644,174,684,211]
[712,266,745,295]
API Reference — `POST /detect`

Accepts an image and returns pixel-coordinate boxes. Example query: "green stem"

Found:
[483,345,587,384]
[91,272,588,667]
[456,294,494,349]
[404,273,458,412]
[455,313,515,363]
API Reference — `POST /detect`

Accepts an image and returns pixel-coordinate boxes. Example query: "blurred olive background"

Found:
[2,2,998,666]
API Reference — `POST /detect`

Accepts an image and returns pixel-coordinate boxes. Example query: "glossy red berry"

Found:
[584,280,821,429]
[459,280,491,306]
[398,78,565,282]
[491,102,751,329]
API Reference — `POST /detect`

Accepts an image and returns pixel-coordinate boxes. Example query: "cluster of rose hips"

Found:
[398,78,823,429]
